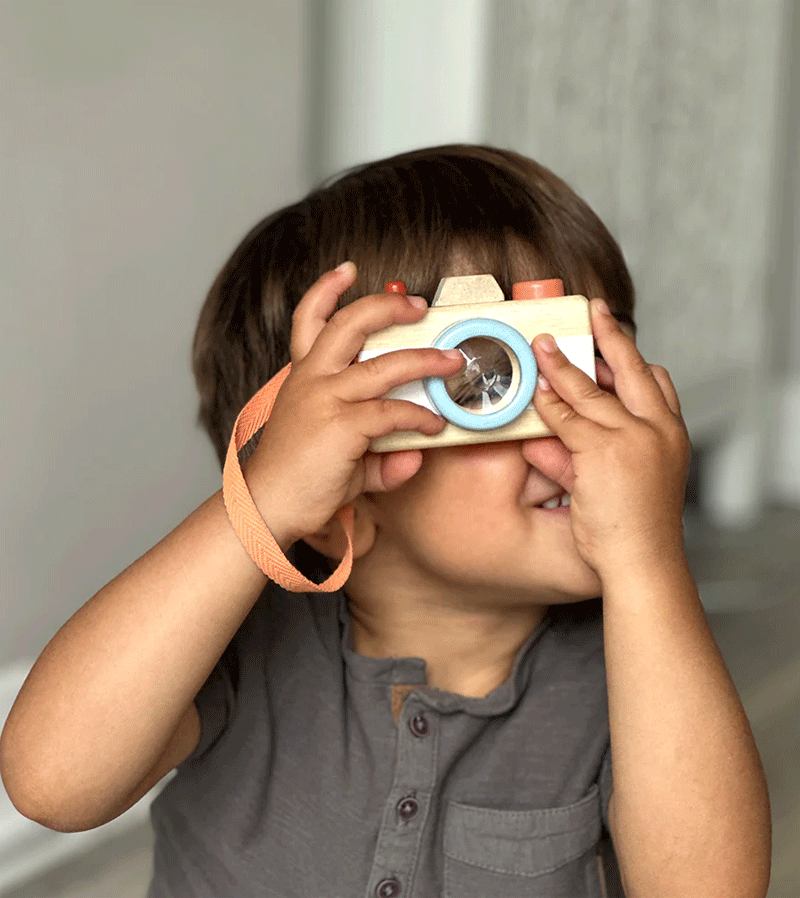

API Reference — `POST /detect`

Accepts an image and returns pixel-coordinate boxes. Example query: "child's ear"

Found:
[301,498,377,562]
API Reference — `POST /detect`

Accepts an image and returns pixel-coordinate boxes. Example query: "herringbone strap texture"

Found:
[222,362,354,592]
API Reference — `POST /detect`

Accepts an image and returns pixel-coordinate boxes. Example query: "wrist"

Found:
[250,489,302,554]
[594,533,693,597]
[238,465,301,555]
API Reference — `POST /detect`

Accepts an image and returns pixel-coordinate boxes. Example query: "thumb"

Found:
[363,449,423,493]
[520,436,576,495]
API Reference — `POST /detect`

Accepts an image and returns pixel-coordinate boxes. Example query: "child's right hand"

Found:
[241,262,465,548]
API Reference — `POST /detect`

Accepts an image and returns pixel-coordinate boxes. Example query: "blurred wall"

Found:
[0,2,309,668]
[310,0,490,178]
[485,0,800,520]
[315,0,800,518]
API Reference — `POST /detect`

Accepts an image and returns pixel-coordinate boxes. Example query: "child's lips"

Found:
[523,486,571,510]
[534,503,571,515]
[521,471,569,509]
[535,492,571,510]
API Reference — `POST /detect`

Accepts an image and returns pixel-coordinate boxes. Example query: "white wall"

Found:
[312,0,490,177]
[0,2,309,668]
[0,3,309,889]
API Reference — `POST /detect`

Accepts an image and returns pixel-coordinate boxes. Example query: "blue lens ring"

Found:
[423,317,538,431]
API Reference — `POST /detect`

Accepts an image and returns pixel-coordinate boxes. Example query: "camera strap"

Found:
[222,362,354,592]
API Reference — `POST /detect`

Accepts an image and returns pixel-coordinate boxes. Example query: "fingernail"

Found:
[537,334,558,353]
[335,261,356,277]
[442,349,463,360]
[537,375,552,391]
[407,295,428,310]
[594,298,612,316]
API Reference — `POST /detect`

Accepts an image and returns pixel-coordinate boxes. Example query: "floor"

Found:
[3,504,799,898]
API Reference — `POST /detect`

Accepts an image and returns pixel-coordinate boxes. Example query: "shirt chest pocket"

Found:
[442,784,604,898]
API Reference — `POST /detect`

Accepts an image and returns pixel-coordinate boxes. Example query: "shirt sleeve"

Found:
[599,740,613,834]
[178,585,275,766]
[186,663,233,761]
[180,645,237,766]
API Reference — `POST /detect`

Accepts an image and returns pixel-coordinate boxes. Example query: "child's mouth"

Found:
[535,492,571,510]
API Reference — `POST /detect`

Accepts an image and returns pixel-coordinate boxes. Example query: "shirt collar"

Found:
[336,591,552,718]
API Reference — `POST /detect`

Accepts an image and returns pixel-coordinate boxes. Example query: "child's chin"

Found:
[545,571,603,604]
[546,591,602,606]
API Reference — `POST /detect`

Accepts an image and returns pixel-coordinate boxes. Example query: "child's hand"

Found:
[529,299,691,581]
[242,263,465,547]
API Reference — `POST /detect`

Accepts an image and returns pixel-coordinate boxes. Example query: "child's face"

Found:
[357,435,602,609]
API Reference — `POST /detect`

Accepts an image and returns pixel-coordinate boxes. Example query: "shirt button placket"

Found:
[409,712,429,737]
[375,877,402,897]
[367,697,437,898]
[397,795,419,822]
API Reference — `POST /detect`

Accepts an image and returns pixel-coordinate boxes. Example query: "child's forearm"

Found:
[0,489,275,832]
[601,552,771,898]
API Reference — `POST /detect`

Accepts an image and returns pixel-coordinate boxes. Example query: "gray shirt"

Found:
[147,579,621,898]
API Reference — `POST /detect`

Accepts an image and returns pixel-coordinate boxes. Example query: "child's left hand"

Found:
[528,298,692,582]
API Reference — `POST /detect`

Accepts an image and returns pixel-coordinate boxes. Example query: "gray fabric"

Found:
[147,580,620,897]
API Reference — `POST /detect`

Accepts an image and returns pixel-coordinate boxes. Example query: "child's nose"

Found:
[520,436,572,484]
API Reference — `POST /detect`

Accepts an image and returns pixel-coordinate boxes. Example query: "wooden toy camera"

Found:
[357,275,596,452]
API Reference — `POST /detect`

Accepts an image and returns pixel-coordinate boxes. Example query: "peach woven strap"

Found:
[222,362,354,592]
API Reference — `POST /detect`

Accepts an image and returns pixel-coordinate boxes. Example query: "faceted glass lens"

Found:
[443,337,514,411]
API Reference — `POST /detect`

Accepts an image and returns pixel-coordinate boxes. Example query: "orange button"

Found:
[512,279,565,300]
[384,281,407,294]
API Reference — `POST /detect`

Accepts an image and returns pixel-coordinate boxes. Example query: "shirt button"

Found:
[409,712,429,737]
[397,796,420,821]
[376,877,402,897]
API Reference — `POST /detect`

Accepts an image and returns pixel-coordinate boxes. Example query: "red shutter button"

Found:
[384,281,407,294]
[512,279,565,300]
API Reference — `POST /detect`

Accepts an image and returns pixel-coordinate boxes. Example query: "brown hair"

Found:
[193,144,635,468]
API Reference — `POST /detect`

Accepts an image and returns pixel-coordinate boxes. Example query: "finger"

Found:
[520,436,577,495]
[304,290,434,375]
[353,395,449,445]
[532,334,631,429]
[290,262,358,362]
[595,357,616,392]
[532,374,608,453]
[590,299,671,418]
[650,365,682,418]
[363,449,424,493]
[334,346,465,403]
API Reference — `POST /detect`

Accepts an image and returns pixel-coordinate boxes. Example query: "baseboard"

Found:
[771,375,800,504]
[0,660,167,895]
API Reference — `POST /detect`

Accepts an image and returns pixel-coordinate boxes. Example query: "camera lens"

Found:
[443,337,514,411]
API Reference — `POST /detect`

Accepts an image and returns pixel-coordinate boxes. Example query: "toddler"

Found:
[0,145,771,898]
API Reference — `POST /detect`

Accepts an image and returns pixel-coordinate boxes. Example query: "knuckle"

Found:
[376,397,397,423]
[555,405,580,427]
[575,381,605,403]
[327,305,353,332]
[669,420,692,453]
[629,354,652,376]
[359,354,385,379]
